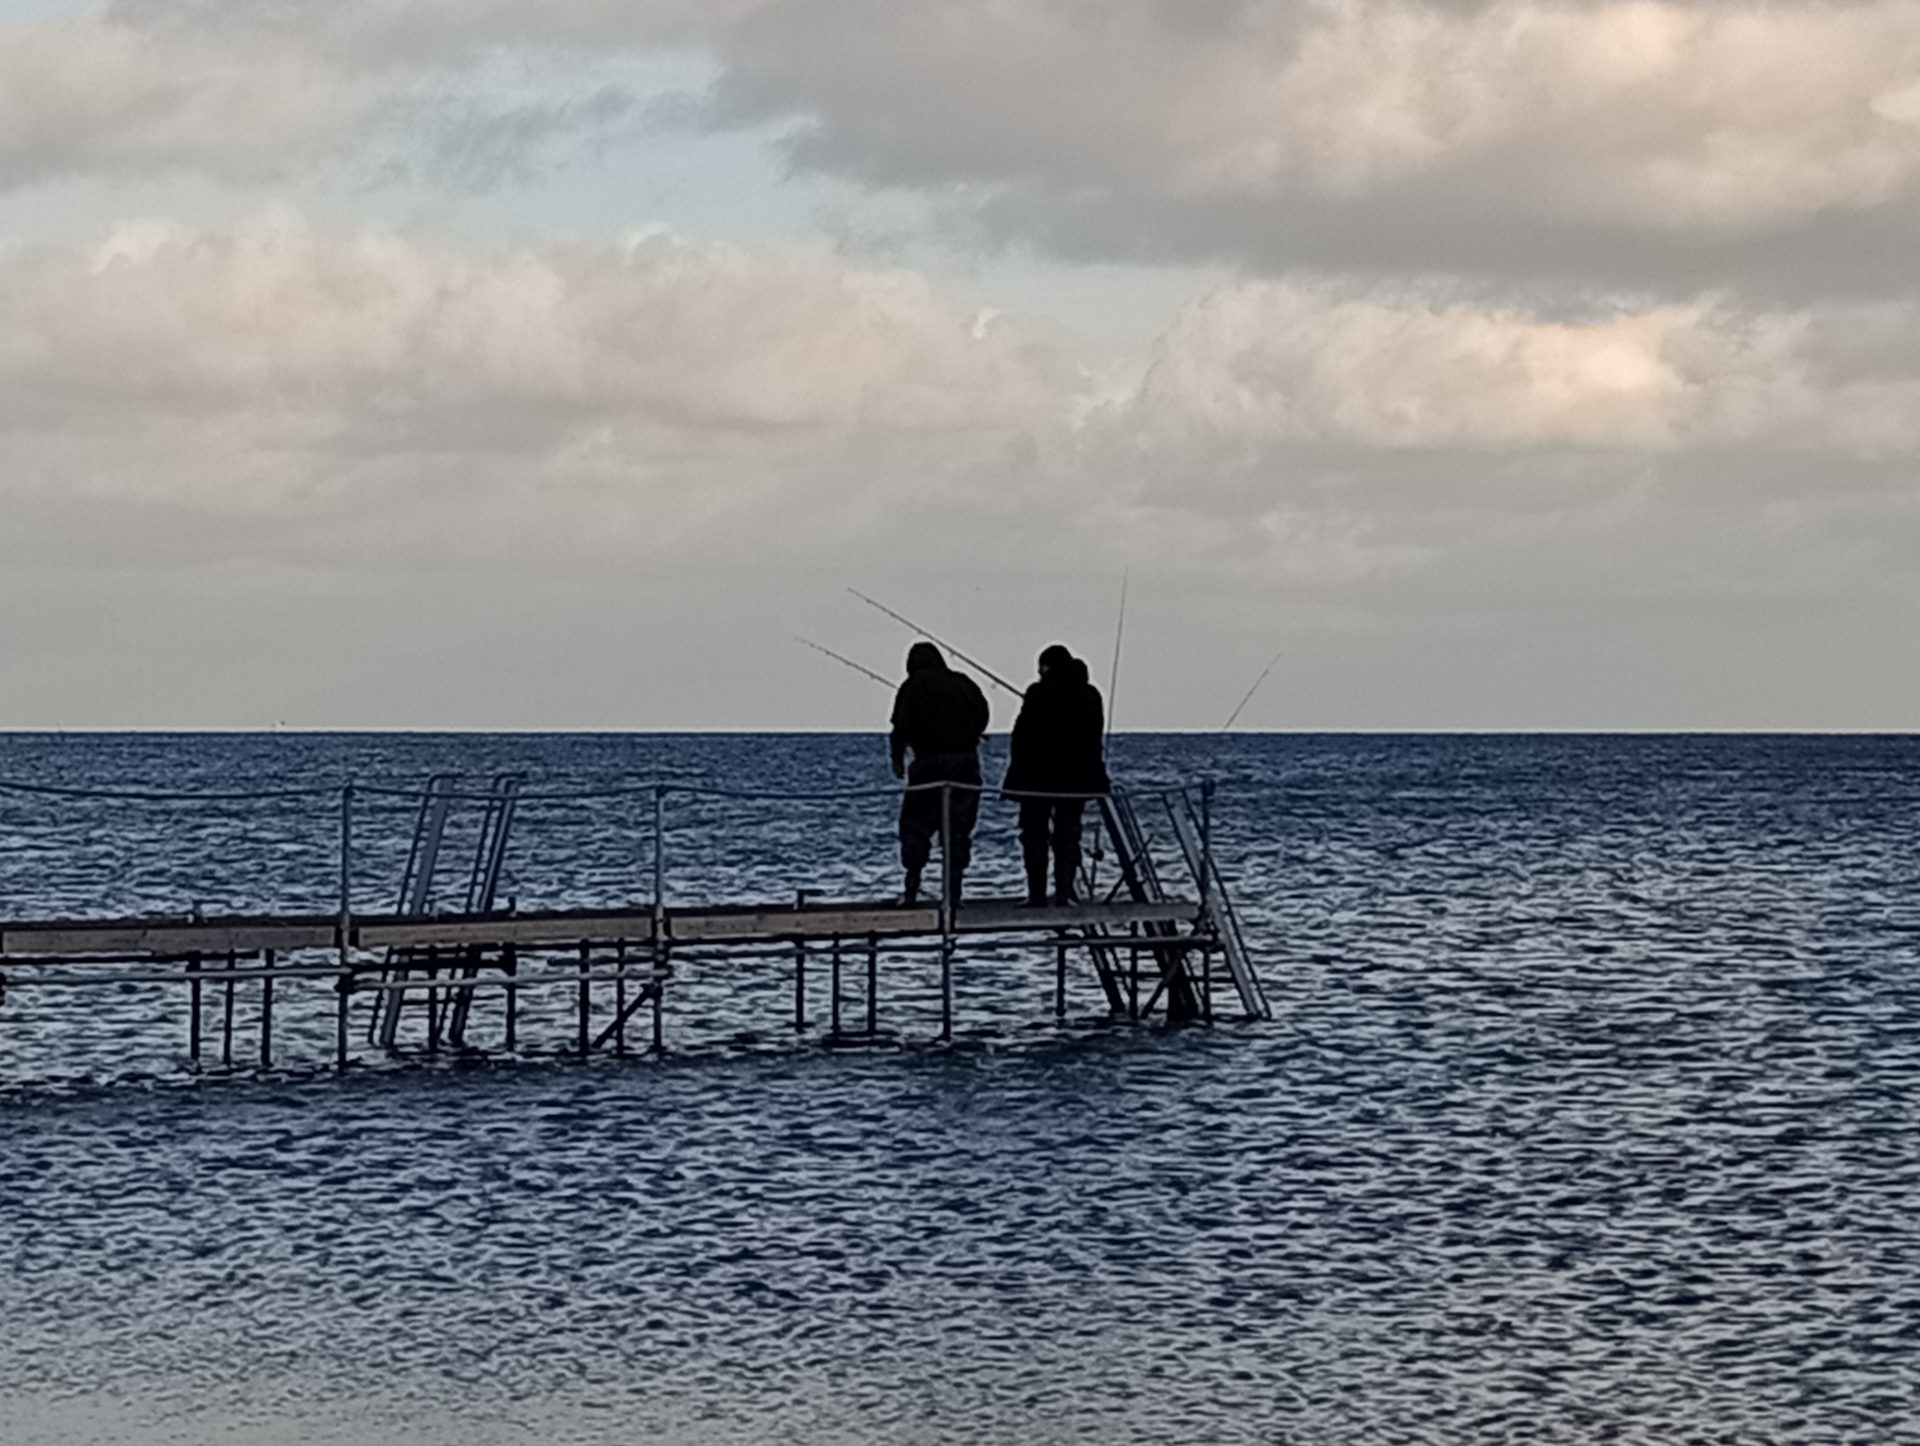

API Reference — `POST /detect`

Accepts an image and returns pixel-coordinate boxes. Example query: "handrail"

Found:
[0,775,1199,806]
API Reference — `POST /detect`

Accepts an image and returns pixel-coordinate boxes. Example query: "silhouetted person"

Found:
[1004,644,1109,906]
[890,641,990,905]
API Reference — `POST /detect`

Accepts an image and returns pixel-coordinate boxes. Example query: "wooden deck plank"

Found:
[0,895,1201,960]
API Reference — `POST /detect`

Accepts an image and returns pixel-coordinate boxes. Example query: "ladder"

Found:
[1072,787,1269,1023]
[1161,787,1269,1019]
[370,773,523,1049]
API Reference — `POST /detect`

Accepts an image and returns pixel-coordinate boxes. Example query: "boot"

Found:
[1022,838,1049,906]
[1052,848,1080,906]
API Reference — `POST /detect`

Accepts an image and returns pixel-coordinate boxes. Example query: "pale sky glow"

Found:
[3,0,1919,729]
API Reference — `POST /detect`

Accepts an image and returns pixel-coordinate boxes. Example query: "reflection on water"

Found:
[1,733,1916,1444]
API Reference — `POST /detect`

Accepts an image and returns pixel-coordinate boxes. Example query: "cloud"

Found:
[0,219,1086,570]
[3,213,1920,724]
[690,0,1920,285]
[0,11,376,190]
[6,219,1920,579]
[1115,283,1920,456]
[13,2,1920,296]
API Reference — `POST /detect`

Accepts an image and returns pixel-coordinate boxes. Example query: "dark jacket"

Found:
[1004,658,1109,798]
[890,644,990,779]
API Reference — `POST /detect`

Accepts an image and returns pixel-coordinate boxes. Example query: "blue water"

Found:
[1,733,1916,1443]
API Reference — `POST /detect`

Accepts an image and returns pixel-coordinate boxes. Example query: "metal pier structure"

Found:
[0,775,1270,1073]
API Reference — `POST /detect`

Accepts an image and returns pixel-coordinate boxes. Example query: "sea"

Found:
[0,732,1914,1445]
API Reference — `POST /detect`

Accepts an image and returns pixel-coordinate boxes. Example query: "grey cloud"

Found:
[958,179,1920,307]
[34,1,1920,303]
[15,222,1917,649]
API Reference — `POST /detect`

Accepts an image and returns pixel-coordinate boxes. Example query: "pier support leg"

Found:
[793,941,807,1032]
[188,954,202,1067]
[940,939,954,1043]
[424,947,442,1053]
[866,934,878,1036]
[504,945,518,1052]
[335,974,350,1072]
[651,979,663,1055]
[260,952,274,1069]
[831,938,842,1040]
[1128,926,1140,1022]
[577,943,591,1058]
[615,943,628,1058]
[221,951,236,1068]
[1056,940,1067,1020]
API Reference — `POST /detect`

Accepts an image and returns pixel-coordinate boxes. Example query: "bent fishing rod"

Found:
[1222,647,1284,730]
[795,636,894,690]
[845,588,1025,698]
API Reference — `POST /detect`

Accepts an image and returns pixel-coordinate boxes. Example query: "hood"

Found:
[906,641,945,675]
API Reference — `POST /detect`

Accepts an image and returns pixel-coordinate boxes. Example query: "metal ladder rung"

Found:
[1162,790,1270,1020]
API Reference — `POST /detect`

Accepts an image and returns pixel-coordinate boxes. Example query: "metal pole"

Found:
[866,933,878,1035]
[187,954,202,1066]
[941,939,954,1042]
[652,785,666,922]
[339,783,354,920]
[260,952,274,1068]
[651,786,667,1054]
[1199,780,1214,918]
[336,783,354,1072]
[220,951,236,1068]
[577,942,590,1057]
[615,942,628,1057]
[503,944,518,1051]
[939,784,954,935]
[830,937,842,1039]
[939,783,955,1042]
[424,945,441,1052]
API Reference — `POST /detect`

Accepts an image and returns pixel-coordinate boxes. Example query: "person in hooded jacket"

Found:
[1003,643,1109,906]
[889,641,991,904]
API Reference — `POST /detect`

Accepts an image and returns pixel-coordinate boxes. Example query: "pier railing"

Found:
[0,769,1260,1070]
[0,772,1216,928]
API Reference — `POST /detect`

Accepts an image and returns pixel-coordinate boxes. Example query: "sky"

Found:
[3,0,1920,730]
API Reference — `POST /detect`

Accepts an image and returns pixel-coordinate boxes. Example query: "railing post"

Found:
[651,784,667,1053]
[939,783,954,1042]
[335,782,354,1071]
[651,785,666,923]
[1199,779,1214,918]
[338,783,354,921]
[939,783,954,934]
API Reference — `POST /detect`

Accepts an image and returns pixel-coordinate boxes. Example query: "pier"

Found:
[0,774,1268,1073]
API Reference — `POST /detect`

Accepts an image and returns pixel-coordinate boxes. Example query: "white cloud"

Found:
[1109,282,1920,460]
[0,219,1084,558]
[7,219,1920,567]
[0,12,376,189]
[16,2,1920,247]
[691,0,1920,246]
[3,213,1920,724]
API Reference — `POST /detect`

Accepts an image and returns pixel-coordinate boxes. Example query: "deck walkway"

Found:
[0,896,1197,959]
[0,771,1264,1073]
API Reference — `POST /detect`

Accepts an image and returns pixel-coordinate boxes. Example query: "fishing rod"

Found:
[1106,568,1128,741]
[845,588,1025,699]
[794,636,893,690]
[1221,647,1284,730]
